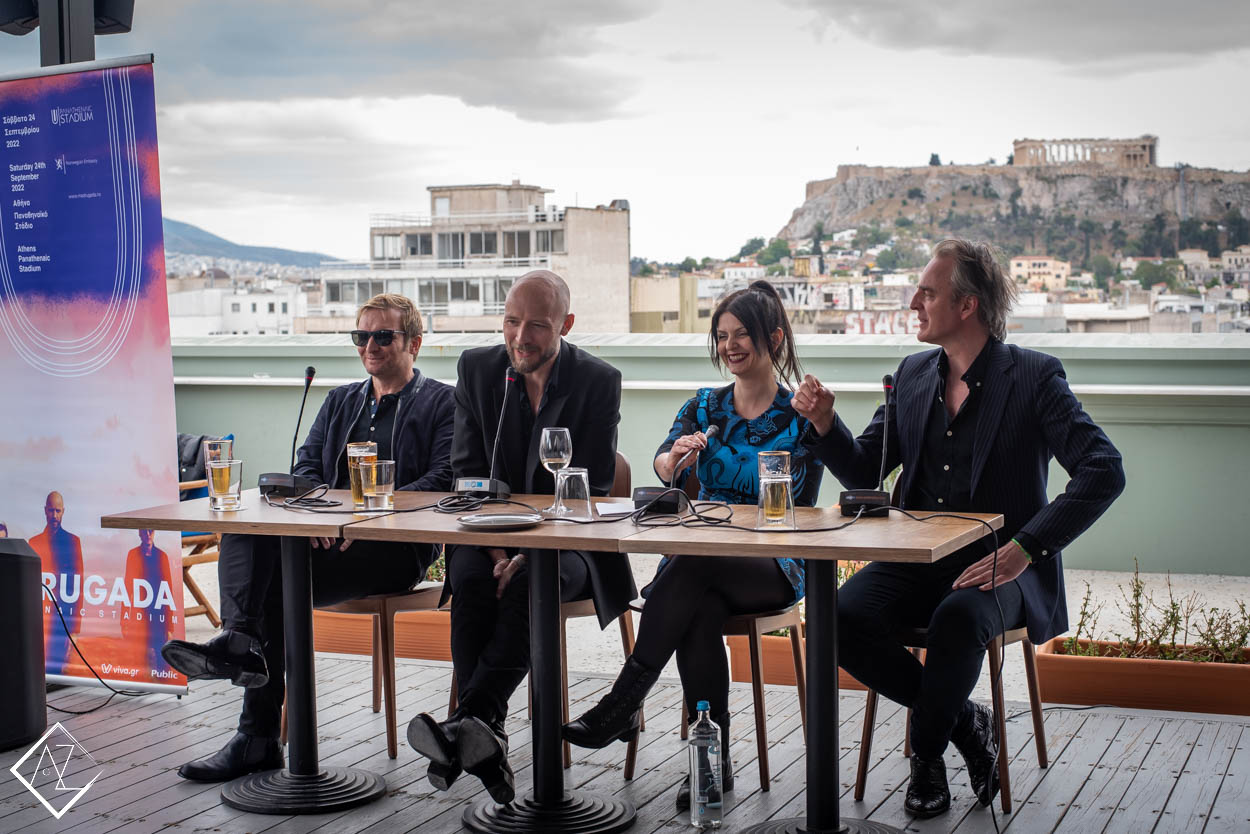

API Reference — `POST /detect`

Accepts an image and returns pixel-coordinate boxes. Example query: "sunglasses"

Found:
[350,329,406,347]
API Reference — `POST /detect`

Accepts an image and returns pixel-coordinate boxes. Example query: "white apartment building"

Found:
[167,283,307,337]
[318,181,630,333]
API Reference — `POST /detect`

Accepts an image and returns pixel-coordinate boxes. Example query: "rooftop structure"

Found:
[1013,136,1158,168]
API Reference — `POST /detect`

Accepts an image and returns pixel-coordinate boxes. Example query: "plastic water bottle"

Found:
[689,699,723,829]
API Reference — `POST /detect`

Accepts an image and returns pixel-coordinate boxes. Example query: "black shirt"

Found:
[336,373,417,488]
[516,353,562,495]
[906,338,995,513]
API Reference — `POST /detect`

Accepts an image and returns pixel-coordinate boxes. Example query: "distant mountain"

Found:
[162,218,339,268]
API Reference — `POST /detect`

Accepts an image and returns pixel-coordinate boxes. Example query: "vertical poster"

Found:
[0,56,185,693]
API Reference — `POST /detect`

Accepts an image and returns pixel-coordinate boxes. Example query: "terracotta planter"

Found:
[312,609,453,662]
[727,634,866,691]
[1035,638,1250,716]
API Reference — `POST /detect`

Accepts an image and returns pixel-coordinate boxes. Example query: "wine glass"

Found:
[540,427,573,514]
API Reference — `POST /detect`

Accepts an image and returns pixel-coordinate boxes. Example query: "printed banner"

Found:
[0,57,185,692]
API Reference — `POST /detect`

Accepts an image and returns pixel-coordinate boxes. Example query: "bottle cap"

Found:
[696,699,709,712]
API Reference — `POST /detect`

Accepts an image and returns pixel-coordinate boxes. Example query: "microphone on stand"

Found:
[840,373,893,517]
[634,424,720,514]
[455,366,514,498]
[258,365,323,497]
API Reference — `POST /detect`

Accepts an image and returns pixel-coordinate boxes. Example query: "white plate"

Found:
[458,512,544,531]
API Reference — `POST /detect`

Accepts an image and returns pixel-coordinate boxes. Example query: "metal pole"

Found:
[806,558,842,832]
[37,0,95,66]
[281,535,319,776]
[529,548,564,804]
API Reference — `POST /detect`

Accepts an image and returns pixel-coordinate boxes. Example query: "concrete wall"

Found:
[552,207,630,333]
[172,333,1250,576]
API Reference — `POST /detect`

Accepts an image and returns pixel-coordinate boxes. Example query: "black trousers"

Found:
[837,555,1026,759]
[218,533,433,738]
[447,545,591,723]
[633,555,795,720]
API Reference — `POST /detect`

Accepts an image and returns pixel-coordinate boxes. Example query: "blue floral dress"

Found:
[646,383,823,602]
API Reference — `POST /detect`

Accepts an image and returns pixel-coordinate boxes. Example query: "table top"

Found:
[346,493,642,551]
[619,505,1003,563]
[100,488,368,538]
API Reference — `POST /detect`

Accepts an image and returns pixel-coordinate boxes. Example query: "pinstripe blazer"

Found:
[807,340,1125,644]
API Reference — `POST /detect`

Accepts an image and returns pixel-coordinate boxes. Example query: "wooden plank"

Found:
[1150,721,1242,834]
[1205,722,1250,834]
[1052,715,1167,832]
[101,488,359,537]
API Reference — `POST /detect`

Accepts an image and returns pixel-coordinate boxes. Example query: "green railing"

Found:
[173,333,1250,576]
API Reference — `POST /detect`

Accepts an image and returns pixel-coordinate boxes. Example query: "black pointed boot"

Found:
[951,700,1000,807]
[563,655,661,749]
[676,711,734,811]
[904,754,950,818]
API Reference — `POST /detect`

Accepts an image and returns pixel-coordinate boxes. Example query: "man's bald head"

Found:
[509,270,571,321]
[45,491,64,532]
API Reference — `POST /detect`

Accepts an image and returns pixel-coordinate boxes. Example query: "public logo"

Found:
[50,105,94,126]
[55,154,66,172]
[9,722,104,819]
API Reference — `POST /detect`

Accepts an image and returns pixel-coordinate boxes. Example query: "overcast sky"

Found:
[1,0,1247,261]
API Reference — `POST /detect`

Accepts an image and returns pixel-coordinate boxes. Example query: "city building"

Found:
[1010,256,1072,292]
[316,181,630,333]
[167,282,307,337]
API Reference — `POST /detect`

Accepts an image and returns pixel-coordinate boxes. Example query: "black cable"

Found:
[42,586,149,715]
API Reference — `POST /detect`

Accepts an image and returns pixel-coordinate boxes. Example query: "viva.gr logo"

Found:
[9,722,104,819]
[50,105,93,126]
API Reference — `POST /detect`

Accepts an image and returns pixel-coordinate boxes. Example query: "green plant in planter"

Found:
[425,548,446,583]
[767,560,865,637]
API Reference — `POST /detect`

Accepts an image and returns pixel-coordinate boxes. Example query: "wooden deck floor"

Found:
[2,654,1247,833]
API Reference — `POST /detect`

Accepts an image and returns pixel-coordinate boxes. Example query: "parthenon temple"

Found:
[1012,135,1157,168]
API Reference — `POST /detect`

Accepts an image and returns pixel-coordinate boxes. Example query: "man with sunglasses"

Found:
[162,293,455,783]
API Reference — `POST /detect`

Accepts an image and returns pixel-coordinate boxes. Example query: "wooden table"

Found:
[102,488,394,815]
[348,493,641,833]
[622,504,1003,834]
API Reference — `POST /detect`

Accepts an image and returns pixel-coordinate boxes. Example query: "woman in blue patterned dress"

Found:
[564,280,823,808]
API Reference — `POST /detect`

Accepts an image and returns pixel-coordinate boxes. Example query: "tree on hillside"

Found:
[1090,254,1115,289]
[853,223,890,250]
[756,237,792,265]
[1078,218,1102,266]
[929,153,941,166]
[810,222,825,275]
[1224,208,1250,250]
[679,257,698,272]
[876,243,927,271]
[735,237,766,260]
[1134,260,1179,291]
[1109,220,1128,252]
[1179,218,1221,256]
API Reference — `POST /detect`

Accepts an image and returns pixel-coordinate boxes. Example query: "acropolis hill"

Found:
[779,136,1250,245]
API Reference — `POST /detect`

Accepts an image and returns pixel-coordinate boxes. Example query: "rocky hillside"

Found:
[779,163,1250,259]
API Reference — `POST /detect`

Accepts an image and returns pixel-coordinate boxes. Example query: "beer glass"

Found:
[555,467,592,520]
[347,441,378,509]
[540,427,573,514]
[359,459,395,511]
[207,460,243,511]
[756,451,795,529]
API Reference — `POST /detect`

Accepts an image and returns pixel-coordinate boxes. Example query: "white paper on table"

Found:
[595,500,636,518]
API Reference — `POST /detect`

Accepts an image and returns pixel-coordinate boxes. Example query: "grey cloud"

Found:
[792,0,1250,69]
[0,0,659,123]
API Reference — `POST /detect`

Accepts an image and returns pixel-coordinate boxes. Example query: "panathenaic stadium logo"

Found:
[9,722,104,819]
[50,104,93,125]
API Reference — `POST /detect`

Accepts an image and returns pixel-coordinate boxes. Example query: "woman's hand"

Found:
[793,374,836,437]
[657,431,710,483]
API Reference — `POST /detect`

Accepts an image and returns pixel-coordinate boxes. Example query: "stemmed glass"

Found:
[540,427,573,515]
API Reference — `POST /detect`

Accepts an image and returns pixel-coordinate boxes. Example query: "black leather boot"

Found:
[162,629,268,688]
[904,754,950,818]
[951,700,1000,807]
[177,732,283,782]
[407,708,469,791]
[563,656,661,749]
[676,712,734,812]
[458,715,515,805]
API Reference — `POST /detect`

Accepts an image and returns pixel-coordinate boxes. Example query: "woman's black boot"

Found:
[563,656,661,749]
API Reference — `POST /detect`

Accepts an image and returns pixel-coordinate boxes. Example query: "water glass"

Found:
[207,459,243,511]
[359,459,395,511]
[554,467,592,520]
[756,451,795,529]
[202,438,232,467]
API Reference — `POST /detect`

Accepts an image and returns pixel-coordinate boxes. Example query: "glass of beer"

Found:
[207,460,243,511]
[359,459,395,511]
[756,451,795,529]
[347,441,378,509]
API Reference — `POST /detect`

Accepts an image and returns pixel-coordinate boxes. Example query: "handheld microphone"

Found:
[634,424,720,514]
[258,365,322,497]
[840,374,892,517]
[455,365,514,498]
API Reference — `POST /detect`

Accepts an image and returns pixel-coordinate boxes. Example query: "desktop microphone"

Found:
[455,366,514,498]
[258,365,322,497]
[634,424,720,513]
[840,373,893,517]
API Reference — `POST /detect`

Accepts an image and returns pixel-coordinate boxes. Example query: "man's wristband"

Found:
[1011,538,1033,563]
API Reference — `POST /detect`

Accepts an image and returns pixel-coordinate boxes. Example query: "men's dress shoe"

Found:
[162,630,268,688]
[563,655,661,749]
[458,716,515,805]
[407,710,466,791]
[177,732,283,782]
[952,700,1001,807]
[905,755,951,818]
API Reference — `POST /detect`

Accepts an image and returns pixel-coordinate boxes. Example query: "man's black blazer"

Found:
[450,340,636,628]
[807,340,1125,644]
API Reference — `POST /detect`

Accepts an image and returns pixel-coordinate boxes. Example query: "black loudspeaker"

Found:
[0,0,38,36]
[0,538,47,752]
[93,0,132,34]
